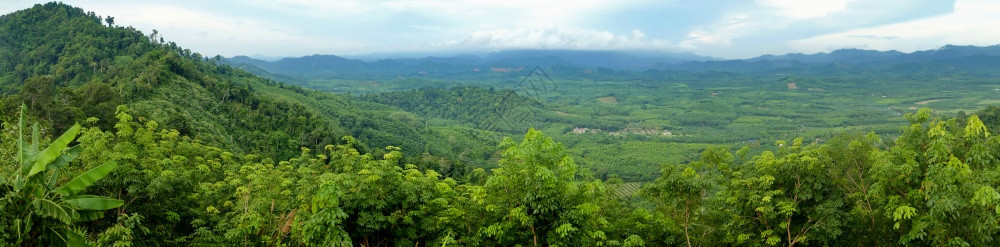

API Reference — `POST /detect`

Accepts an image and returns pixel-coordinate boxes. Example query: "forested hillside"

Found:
[361,87,542,133]
[0,2,500,169]
[5,2,1000,247]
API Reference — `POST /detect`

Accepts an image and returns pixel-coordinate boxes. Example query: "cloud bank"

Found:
[1,0,990,59]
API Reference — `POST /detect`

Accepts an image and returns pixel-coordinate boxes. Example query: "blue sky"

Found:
[3,0,999,59]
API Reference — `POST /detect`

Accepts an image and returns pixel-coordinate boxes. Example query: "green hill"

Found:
[4,3,1000,247]
[0,3,499,169]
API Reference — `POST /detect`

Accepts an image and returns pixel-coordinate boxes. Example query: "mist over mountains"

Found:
[227,49,715,74]
[226,45,1000,79]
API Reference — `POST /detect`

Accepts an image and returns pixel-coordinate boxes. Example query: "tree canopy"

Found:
[5,2,1000,246]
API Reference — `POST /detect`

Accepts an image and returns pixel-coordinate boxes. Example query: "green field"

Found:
[304,69,1000,180]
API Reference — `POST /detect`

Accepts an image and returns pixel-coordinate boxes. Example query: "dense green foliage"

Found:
[5,2,1000,246]
[362,86,541,133]
[0,2,502,172]
[3,106,642,246]
[1,105,122,246]
[348,69,1000,181]
[243,42,1000,182]
[8,95,1000,246]
[256,49,1000,181]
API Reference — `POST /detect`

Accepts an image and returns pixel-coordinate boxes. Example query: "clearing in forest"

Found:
[597,96,618,104]
[916,99,945,105]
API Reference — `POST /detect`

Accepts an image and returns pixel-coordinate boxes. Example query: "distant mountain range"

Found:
[748,45,1000,64]
[659,45,1000,73]
[224,49,716,76]
[225,45,1000,79]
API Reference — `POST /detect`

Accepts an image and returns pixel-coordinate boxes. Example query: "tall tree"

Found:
[482,128,612,246]
[719,138,846,247]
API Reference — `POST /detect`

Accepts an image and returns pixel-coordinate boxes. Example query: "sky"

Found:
[2,0,999,59]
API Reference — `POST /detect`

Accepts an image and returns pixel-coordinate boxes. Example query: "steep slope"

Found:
[0,3,497,165]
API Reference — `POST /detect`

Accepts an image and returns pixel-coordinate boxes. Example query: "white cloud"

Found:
[787,0,1000,53]
[2,0,988,58]
[440,27,675,51]
[756,0,853,19]
[65,2,367,56]
[0,2,40,14]
[680,30,729,49]
[167,0,627,55]
[238,0,617,27]
[241,0,369,19]
[675,0,955,58]
[678,13,752,48]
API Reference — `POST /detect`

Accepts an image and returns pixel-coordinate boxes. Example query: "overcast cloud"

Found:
[2,0,995,59]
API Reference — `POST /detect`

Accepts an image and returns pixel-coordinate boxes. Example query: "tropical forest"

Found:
[4,1,1000,246]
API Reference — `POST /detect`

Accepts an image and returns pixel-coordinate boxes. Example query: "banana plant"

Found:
[2,104,122,246]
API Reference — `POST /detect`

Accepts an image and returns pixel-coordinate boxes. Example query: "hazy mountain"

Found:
[482,49,716,69]
[888,44,1000,63]
[748,49,905,64]
[654,45,1000,73]
[223,49,718,80]
[343,51,490,61]
[229,45,1000,80]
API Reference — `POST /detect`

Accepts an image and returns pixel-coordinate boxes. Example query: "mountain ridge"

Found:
[226,44,1000,79]
[0,2,498,164]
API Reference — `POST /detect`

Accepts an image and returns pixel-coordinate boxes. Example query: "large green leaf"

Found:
[27,124,82,178]
[32,198,72,224]
[47,169,60,188]
[76,210,106,222]
[50,145,83,169]
[31,123,40,152]
[54,160,118,197]
[46,146,81,187]
[17,104,25,165]
[16,106,37,179]
[23,213,32,238]
[64,195,124,210]
[64,228,89,247]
